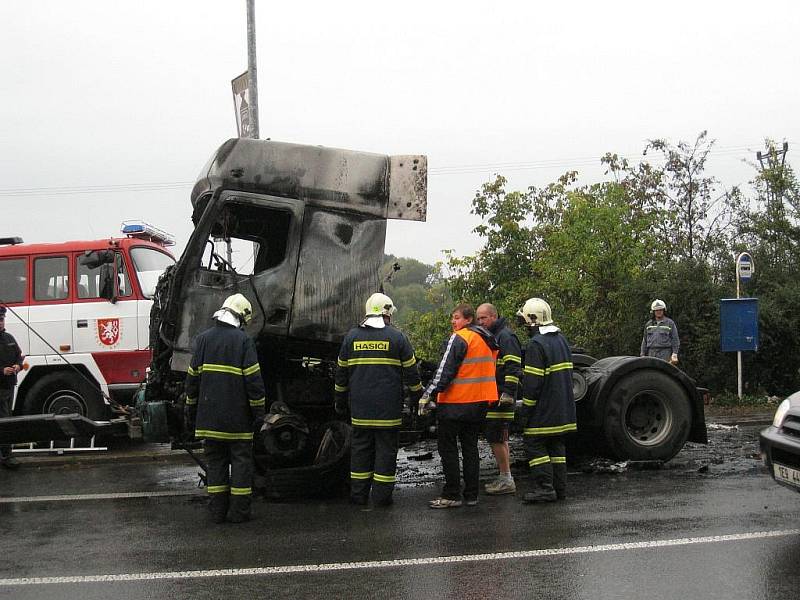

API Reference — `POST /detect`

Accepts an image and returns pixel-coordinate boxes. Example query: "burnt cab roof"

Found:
[190,138,427,222]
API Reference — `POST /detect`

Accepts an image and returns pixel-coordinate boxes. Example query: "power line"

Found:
[0,142,787,197]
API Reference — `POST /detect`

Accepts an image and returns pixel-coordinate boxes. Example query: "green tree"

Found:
[733,140,800,395]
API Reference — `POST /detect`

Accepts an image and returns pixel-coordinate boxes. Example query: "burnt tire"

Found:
[253,420,351,500]
[23,372,107,421]
[602,370,691,461]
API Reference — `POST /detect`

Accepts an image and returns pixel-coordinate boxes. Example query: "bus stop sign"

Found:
[737,252,753,282]
[720,298,759,352]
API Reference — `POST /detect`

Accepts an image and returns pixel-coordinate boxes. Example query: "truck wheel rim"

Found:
[624,390,673,446]
[43,389,88,416]
[572,371,588,402]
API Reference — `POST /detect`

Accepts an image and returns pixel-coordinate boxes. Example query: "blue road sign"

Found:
[720,298,758,352]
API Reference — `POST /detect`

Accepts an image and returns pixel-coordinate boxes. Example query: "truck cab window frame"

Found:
[34,256,70,301]
[0,258,28,304]
[75,251,133,300]
[200,200,292,277]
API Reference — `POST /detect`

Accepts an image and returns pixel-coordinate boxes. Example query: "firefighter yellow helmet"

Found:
[516,297,553,326]
[221,293,253,324]
[365,292,396,317]
[650,299,667,312]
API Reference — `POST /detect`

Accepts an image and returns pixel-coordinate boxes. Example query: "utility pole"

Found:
[246,0,260,139]
[756,141,788,205]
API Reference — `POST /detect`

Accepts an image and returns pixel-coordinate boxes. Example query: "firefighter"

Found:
[335,293,423,506]
[517,297,576,503]
[476,303,522,495]
[640,299,680,365]
[0,306,23,470]
[420,304,498,508]
[184,294,266,524]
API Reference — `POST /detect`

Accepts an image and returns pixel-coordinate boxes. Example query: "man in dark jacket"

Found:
[184,294,266,523]
[420,304,498,508]
[476,303,522,495]
[0,306,24,470]
[335,293,422,506]
[517,297,576,503]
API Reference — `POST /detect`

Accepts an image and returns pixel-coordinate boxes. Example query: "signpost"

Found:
[734,252,755,399]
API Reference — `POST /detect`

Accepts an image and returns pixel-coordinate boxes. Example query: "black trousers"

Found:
[350,427,399,504]
[437,418,482,501]
[524,434,567,497]
[204,439,254,522]
[0,389,13,459]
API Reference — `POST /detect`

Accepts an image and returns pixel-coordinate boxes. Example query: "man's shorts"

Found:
[483,419,509,444]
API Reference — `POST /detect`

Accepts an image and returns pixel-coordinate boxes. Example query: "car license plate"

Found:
[774,463,800,489]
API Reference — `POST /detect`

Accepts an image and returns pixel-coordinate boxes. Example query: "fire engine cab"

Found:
[0,222,176,419]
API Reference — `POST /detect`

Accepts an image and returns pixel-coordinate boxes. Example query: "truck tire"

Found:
[602,370,691,461]
[254,420,351,500]
[23,372,107,421]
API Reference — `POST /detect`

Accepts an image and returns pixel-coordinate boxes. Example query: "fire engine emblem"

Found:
[96,318,121,347]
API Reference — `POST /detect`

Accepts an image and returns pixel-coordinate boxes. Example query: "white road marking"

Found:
[1,529,797,586]
[0,490,201,503]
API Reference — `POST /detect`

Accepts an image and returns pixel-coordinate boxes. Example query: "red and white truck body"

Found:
[0,224,175,418]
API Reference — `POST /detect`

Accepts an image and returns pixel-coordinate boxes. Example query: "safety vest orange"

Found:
[438,328,499,405]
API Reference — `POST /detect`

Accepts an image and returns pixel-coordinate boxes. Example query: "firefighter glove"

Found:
[499,392,515,407]
[670,353,679,366]
[418,394,436,417]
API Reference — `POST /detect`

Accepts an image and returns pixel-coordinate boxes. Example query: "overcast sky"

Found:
[2,1,798,265]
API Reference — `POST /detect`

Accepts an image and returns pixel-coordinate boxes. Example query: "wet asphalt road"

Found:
[0,423,799,600]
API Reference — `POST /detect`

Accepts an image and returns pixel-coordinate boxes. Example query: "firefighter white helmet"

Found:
[365,292,396,317]
[516,297,553,326]
[221,293,253,324]
[650,299,667,312]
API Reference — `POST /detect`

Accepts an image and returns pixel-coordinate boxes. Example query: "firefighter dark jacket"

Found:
[486,317,523,422]
[425,324,498,422]
[184,321,266,441]
[335,324,423,428]
[521,328,577,436]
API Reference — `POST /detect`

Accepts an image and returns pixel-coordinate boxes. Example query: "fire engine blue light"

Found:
[120,221,175,246]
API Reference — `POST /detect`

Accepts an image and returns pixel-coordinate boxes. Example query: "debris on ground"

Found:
[707,423,740,431]
[392,420,765,486]
[408,452,433,461]
[579,458,629,474]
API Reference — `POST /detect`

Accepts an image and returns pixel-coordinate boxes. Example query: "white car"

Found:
[760,391,800,492]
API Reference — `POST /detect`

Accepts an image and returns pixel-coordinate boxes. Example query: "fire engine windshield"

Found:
[130,247,175,298]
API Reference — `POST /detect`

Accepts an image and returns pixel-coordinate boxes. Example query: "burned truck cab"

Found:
[146,139,426,494]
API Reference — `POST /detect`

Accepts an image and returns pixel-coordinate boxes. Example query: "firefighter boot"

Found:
[227,495,251,523]
[208,493,229,524]
[522,489,557,503]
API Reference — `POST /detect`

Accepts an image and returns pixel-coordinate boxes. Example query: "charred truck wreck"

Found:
[145,138,428,498]
[0,138,708,497]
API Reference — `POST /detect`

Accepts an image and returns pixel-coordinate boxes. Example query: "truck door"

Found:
[172,193,304,364]
[28,255,72,356]
[72,250,139,355]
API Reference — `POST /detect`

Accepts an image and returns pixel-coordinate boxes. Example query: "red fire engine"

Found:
[0,222,176,419]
